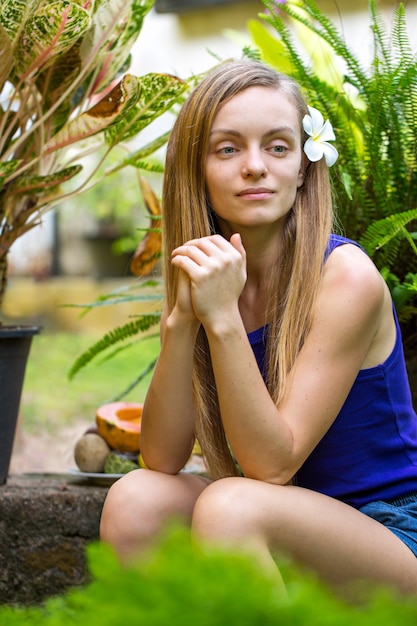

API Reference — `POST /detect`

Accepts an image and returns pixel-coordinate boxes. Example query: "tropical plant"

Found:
[0,0,188,315]
[249,0,417,331]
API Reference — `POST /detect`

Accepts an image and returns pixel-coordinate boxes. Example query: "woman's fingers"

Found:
[171,234,247,326]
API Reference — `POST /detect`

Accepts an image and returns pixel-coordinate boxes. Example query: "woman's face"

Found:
[205,86,304,237]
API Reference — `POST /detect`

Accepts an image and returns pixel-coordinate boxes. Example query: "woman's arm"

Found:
[140,271,200,474]
[172,236,392,484]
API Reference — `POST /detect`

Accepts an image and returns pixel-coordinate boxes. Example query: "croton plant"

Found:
[0,0,187,310]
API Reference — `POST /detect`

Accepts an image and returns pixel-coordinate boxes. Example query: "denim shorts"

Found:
[359,492,417,557]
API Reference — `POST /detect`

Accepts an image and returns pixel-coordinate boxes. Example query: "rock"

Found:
[74,433,111,473]
[0,474,109,606]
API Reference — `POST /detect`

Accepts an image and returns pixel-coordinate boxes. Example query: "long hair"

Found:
[162,60,333,479]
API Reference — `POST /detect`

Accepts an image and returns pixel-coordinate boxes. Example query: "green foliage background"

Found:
[2,526,417,623]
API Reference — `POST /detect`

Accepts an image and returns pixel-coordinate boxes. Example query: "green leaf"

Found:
[104,72,187,144]
[248,19,294,74]
[124,130,171,163]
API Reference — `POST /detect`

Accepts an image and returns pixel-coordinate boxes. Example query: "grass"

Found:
[20,331,160,435]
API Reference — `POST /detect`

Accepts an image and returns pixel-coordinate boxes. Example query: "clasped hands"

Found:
[171,233,247,328]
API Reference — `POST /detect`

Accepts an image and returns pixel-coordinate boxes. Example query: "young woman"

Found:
[100,60,417,595]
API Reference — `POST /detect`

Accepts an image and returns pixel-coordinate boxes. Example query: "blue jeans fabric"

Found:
[359,492,417,557]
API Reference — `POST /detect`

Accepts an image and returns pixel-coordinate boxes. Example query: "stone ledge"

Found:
[0,474,109,606]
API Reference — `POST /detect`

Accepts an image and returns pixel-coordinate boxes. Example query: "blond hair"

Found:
[162,60,333,479]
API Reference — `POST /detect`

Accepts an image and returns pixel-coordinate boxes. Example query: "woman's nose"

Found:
[241,148,267,178]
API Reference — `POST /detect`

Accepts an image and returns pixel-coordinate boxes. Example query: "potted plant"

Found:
[0,0,189,483]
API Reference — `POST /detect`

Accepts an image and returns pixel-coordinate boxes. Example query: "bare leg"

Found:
[100,468,210,562]
[192,477,417,596]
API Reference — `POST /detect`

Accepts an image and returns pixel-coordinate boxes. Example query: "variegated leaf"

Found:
[43,74,142,155]
[36,40,83,133]
[105,73,187,145]
[15,1,91,78]
[4,164,82,197]
[82,0,154,93]
[0,0,34,45]
[79,0,133,90]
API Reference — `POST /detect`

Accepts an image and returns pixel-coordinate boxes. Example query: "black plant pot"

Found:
[0,325,41,485]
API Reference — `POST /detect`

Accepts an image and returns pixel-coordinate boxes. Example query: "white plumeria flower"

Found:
[302,105,338,167]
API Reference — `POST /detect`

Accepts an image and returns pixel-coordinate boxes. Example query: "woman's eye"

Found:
[270,144,287,154]
[219,146,236,154]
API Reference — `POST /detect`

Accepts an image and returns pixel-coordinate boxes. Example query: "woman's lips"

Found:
[237,187,274,199]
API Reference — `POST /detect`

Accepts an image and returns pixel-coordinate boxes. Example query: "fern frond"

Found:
[263,0,368,93]
[359,208,417,256]
[68,314,160,379]
[98,333,159,365]
[391,3,414,67]
[369,0,393,74]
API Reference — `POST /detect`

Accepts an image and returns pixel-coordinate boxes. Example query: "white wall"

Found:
[131,0,417,77]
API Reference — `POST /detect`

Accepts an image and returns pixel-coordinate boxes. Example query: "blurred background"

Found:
[7,0,417,474]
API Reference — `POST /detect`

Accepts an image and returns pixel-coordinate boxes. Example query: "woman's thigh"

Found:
[100,468,210,560]
[192,477,417,595]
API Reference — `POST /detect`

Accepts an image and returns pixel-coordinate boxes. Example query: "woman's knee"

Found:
[100,469,151,549]
[192,477,262,539]
[100,469,210,559]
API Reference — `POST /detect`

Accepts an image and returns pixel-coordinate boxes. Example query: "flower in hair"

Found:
[302,106,338,167]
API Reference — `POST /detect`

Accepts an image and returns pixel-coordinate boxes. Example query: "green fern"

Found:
[360,208,417,257]
[258,0,417,239]
[68,314,160,380]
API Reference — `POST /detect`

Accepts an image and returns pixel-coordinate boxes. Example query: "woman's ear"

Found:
[297,153,308,188]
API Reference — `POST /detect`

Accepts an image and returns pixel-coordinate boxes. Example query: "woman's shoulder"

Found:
[322,238,387,319]
[322,237,396,371]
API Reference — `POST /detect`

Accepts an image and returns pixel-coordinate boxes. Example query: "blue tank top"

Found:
[248,234,417,508]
